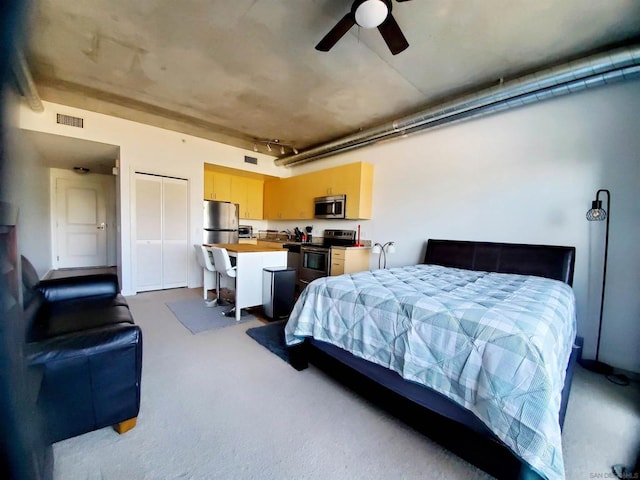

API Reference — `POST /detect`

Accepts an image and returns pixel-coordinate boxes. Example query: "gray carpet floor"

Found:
[52,287,640,480]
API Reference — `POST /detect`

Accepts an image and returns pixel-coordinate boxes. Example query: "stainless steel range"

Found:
[299,229,356,289]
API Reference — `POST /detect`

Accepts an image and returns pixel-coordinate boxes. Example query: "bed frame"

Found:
[289,239,582,480]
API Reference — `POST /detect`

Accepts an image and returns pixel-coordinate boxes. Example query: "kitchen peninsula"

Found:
[204,243,287,321]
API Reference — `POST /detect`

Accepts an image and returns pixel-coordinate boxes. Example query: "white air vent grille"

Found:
[56,113,84,128]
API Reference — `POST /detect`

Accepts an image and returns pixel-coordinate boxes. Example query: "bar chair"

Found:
[210,247,246,318]
[193,245,217,307]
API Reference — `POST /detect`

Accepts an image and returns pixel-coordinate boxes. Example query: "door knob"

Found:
[96,222,106,230]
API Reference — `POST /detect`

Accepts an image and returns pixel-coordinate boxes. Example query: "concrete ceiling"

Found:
[23,0,640,158]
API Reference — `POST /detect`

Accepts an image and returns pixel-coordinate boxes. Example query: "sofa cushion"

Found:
[43,304,134,338]
[47,293,129,315]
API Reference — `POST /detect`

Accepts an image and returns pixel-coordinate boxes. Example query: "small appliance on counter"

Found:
[238,225,253,238]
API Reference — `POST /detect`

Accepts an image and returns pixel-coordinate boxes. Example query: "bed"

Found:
[285,239,582,480]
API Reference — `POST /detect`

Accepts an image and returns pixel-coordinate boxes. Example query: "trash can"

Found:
[262,267,296,320]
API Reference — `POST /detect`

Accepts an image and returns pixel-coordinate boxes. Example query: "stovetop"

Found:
[323,229,356,248]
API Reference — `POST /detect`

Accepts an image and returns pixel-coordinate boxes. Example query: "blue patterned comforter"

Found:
[285,265,576,480]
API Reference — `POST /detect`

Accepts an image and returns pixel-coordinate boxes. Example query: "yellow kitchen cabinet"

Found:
[264,161,373,220]
[309,162,373,219]
[245,178,264,219]
[204,170,215,200]
[286,176,314,219]
[265,176,313,220]
[231,176,264,220]
[333,162,373,219]
[264,179,285,219]
[330,248,371,276]
[204,170,232,201]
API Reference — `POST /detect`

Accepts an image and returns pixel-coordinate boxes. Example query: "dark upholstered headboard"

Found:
[423,239,576,286]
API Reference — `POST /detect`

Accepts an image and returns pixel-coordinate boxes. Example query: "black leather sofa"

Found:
[21,257,143,443]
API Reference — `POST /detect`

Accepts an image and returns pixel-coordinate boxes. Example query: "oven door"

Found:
[299,246,330,288]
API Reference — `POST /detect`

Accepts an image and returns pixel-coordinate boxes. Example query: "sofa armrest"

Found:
[38,273,119,303]
[26,323,141,365]
[26,324,143,443]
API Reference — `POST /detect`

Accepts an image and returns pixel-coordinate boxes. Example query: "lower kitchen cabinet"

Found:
[330,248,371,276]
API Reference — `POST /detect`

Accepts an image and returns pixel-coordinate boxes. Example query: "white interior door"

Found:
[135,173,188,292]
[55,177,107,268]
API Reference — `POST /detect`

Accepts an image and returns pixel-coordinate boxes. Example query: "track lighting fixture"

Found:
[252,139,299,156]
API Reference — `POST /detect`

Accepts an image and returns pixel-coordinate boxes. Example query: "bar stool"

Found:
[210,247,240,317]
[193,245,217,307]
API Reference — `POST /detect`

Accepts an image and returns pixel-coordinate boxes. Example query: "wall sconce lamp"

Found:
[580,189,628,385]
[253,139,298,155]
[372,241,396,269]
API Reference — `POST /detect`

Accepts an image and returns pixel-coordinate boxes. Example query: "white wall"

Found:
[19,101,282,295]
[2,90,52,277]
[284,80,640,373]
[14,81,640,372]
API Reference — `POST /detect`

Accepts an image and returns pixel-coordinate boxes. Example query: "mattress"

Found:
[285,264,576,480]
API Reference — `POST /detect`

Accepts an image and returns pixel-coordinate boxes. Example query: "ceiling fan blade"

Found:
[315,13,356,52]
[377,13,409,55]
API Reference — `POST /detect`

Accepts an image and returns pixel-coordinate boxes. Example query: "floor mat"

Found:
[166,298,255,334]
[245,320,289,363]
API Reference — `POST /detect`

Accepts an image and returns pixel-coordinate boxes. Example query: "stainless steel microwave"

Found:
[314,195,346,219]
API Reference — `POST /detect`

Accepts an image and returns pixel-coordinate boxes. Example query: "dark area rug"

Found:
[166,298,255,334]
[245,320,289,363]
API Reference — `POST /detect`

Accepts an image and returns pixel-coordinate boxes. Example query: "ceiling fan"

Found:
[316,0,412,55]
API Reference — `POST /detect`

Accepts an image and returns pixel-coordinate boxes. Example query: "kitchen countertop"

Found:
[204,243,285,253]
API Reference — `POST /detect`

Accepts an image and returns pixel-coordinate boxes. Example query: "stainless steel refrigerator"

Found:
[203,200,239,244]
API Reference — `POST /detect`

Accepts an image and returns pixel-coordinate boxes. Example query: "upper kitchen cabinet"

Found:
[263,161,373,220]
[231,176,264,220]
[204,170,232,201]
[204,163,276,220]
[263,179,283,219]
[264,178,295,219]
[321,162,373,219]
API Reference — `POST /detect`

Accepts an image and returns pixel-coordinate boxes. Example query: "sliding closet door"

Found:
[161,177,188,288]
[135,173,188,292]
[135,175,163,291]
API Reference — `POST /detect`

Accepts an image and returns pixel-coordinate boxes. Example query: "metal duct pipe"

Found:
[11,49,44,113]
[276,44,640,167]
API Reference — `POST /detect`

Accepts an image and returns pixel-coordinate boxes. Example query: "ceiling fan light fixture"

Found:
[355,0,389,28]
